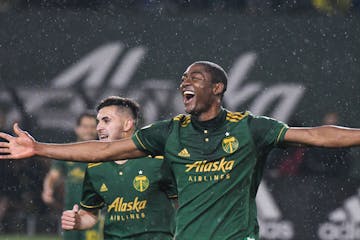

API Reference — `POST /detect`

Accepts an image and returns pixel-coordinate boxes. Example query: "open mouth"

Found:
[183,90,195,103]
[99,135,108,140]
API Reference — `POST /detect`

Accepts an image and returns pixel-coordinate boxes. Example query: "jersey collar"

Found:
[191,108,227,131]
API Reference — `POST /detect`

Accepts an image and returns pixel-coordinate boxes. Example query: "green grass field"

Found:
[0,235,60,240]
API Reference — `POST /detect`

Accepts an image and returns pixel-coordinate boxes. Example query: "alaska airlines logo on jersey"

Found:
[222,136,239,154]
[107,197,147,213]
[185,157,235,173]
[133,173,149,192]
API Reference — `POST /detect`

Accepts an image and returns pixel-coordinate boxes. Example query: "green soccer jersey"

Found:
[132,109,288,240]
[80,156,177,240]
[52,161,87,209]
[52,161,101,240]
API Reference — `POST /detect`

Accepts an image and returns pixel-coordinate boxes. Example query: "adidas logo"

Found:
[257,181,293,239]
[178,148,190,158]
[100,183,108,192]
[318,188,360,240]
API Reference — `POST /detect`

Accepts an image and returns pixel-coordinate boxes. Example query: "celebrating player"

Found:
[0,61,359,240]
[61,96,177,239]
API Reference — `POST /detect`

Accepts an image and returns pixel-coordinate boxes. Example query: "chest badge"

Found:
[133,172,149,192]
[222,136,239,154]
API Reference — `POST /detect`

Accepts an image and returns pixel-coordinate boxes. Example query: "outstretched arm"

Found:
[284,125,360,147]
[0,123,147,161]
[62,204,98,230]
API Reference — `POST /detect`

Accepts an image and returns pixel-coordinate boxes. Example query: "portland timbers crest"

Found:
[222,136,239,154]
[133,172,149,192]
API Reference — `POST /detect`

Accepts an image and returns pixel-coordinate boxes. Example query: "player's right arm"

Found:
[62,204,98,230]
[0,123,146,161]
[42,169,61,204]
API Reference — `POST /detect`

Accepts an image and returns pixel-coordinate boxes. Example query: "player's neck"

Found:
[193,105,222,122]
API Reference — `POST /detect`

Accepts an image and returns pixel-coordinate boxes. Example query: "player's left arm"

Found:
[284,126,360,147]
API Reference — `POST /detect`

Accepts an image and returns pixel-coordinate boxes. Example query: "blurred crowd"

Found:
[0,107,61,235]
[266,112,360,179]
[0,0,360,15]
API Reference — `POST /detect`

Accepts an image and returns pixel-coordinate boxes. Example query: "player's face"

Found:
[179,64,218,116]
[75,116,98,141]
[96,105,130,141]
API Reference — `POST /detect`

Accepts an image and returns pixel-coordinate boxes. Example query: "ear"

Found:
[74,126,80,136]
[123,118,134,132]
[213,82,224,96]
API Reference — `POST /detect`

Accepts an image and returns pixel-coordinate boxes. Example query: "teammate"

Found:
[42,111,101,240]
[61,96,177,239]
[0,61,359,240]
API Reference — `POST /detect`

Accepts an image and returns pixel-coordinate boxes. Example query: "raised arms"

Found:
[0,123,147,162]
[284,125,360,147]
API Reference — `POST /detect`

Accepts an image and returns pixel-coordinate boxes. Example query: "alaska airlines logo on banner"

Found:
[0,41,305,129]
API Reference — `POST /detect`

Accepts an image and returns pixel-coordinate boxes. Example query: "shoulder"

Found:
[135,155,165,165]
[225,110,251,123]
[86,162,104,172]
[173,114,191,127]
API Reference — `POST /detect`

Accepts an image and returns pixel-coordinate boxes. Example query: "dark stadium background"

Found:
[0,1,359,239]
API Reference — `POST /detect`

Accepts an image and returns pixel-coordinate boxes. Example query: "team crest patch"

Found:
[133,174,149,192]
[222,136,239,154]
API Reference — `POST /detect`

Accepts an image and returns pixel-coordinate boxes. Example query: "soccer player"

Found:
[61,96,177,239]
[42,111,101,240]
[0,61,359,240]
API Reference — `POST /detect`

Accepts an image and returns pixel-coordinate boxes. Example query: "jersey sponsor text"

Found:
[107,197,147,213]
[185,157,234,173]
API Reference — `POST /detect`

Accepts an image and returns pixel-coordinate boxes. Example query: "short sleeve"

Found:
[80,168,104,210]
[248,115,289,149]
[132,120,172,156]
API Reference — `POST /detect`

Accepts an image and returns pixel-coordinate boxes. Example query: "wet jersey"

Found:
[132,109,288,240]
[52,161,101,240]
[80,156,177,240]
[52,161,87,209]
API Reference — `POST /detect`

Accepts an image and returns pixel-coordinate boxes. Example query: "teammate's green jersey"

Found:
[80,156,177,240]
[52,161,87,209]
[132,109,288,240]
[52,161,101,240]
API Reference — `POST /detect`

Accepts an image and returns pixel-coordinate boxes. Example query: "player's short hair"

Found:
[96,96,140,127]
[192,61,228,97]
[76,111,96,126]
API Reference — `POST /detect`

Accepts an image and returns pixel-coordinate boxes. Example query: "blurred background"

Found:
[0,0,360,239]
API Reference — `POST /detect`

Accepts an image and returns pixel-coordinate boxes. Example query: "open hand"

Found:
[0,123,36,159]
